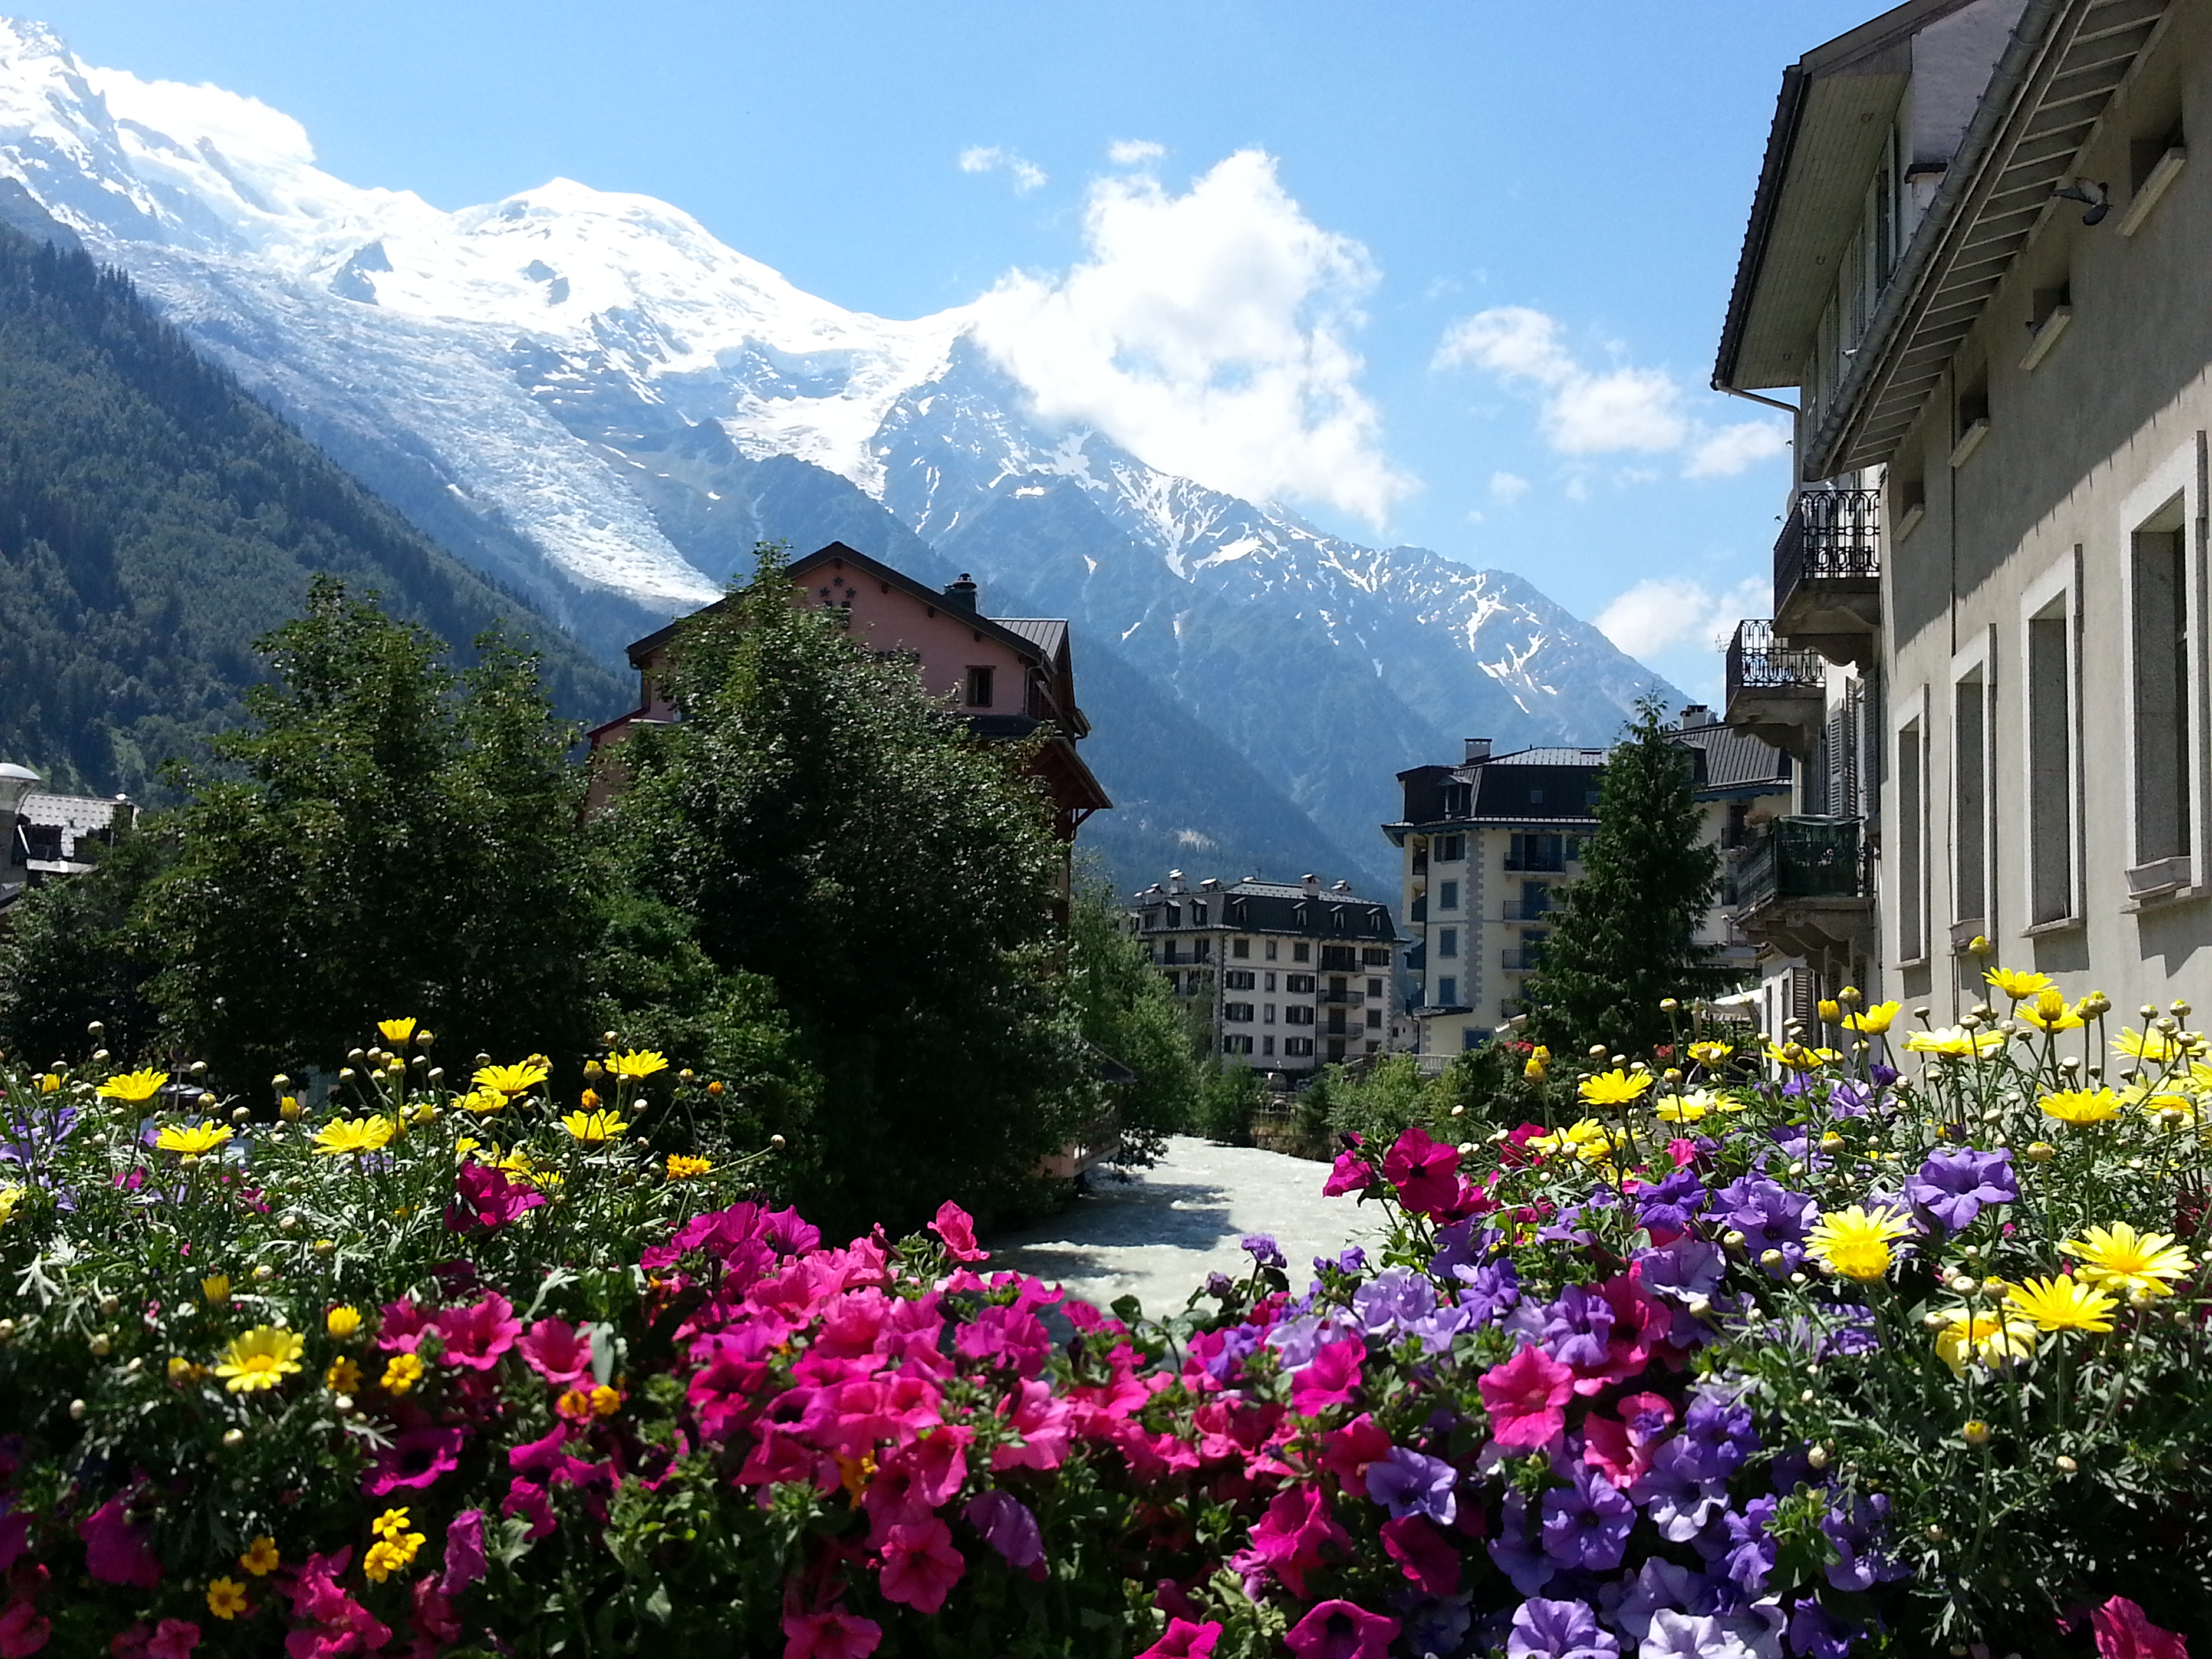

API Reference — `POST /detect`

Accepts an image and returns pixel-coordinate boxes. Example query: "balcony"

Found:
[1500,898,1555,922]
[1773,488,1881,666]
[1500,948,1545,972]
[1723,618,1826,758]
[1729,815,1875,960]
[1408,895,1428,922]
[1319,988,1367,1007]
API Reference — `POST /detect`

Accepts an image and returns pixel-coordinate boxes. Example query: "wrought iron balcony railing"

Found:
[1724,619,1826,710]
[1500,948,1545,972]
[1774,488,1881,619]
[1732,816,1870,913]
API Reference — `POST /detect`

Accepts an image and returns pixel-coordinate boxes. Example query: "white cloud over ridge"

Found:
[1433,306,1784,479]
[1595,574,1768,661]
[972,148,1414,526]
[958,145,1048,192]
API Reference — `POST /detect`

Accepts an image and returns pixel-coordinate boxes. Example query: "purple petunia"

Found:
[1677,1388,1759,1481]
[1820,1490,1908,1591]
[1904,1147,2017,1233]
[1539,1284,1615,1369]
[1629,1440,1730,1544]
[1714,1176,1818,1277]
[964,1490,1045,1572]
[1487,1490,1556,1597]
[1242,1233,1288,1271]
[1606,1559,1721,1645]
[1507,1597,1620,1659]
[1539,1462,1633,1572]
[1456,1260,1521,1327]
[1635,1168,1706,1234]
[1719,1497,1778,1593]
[1639,1612,1766,1659]
[1366,1445,1458,1525]
[1353,1268,1437,1338]
[1789,1597,1862,1659]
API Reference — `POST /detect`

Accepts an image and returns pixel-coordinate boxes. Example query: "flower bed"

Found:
[0,976,2206,1657]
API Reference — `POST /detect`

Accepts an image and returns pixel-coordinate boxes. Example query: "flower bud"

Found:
[417,1031,434,1047]
[91,1048,110,1063]
[1760,1248,1784,1268]
[1660,998,1679,1012]
[222,1428,245,1449]
[1588,1044,1607,1059]
[1839,986,1862,1006]
[1806,1446,1829,1469]
[1799,1388,1816,1404]
[189,1060,208,1076]
[769,1134,787,1151]
[87,1020,104,1036]
[230,1106,251,1124]
[68,1398,86,1420]
[89,1333,111,1356]
[1925,1523,1946,1542]
[2055,1454,2078,1474]
[280,1096,303,1121]
[2026,1141,2055,1162]
[98,1293,120,1315]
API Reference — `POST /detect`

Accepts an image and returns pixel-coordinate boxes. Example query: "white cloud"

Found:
[1433,305,1787,479]
[1107,139,1166,165]
[958,146,1048,193]
[972,148,1414,526]
[1488,470,1530,504]
[1594,574,1768,661]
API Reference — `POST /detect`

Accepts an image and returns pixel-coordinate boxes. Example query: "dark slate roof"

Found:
[1130,876,1401,943]
[1675,723,1793,796]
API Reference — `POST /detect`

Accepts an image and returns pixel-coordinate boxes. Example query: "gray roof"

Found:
[1485,746,1610,766]
[1675,724,1793,795]
[20,791,127,858]
[994,618,1068,657]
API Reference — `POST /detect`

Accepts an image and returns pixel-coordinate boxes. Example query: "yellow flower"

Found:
[213,1326,306,1393]
[579,1087,602,1109]
[2114,1026,2184,1064]
[1528,1118,1620,1166]
[606,1048,670,1080]
[472,1059,550,1098]
[1578,1069,1653,1106]
[36,1072,60,1093]
[2063,1222,2195,1297]
[239,1536,279,1576]
[325,1305,363,1338]
[1839,1000,1900,1035]
[381,1353,426,1395]
[363,1530,424,1584]
[665,1153,713,1179]
[201,1273,232,1307]
[371,1506,413,1540]
[167,1356,204,1384]
[1933,1309,2038,1376]
[2039,1088,2121,1128]
[1523,1057,1549,1081]
[560,1109,632,1145]
[377,1017,418,1044]
[1687,1040,1734,1066]
[97,1067,169,1103]
[2005,1273,2118,1333]
[206,1576,250,1620]
[312,1115,398,1156]
[1653,1095,1708,1124]
[0,1185,24,1225]
[452,1086,508,1116]
[495,1147,560,1188]
[2018,989,2085,1033]
[1986,966,2055,1001]
[156,1120,234,1157]
[325,1357,361,1394]
[1904,1025,2005,1059]
[1807,1206,1914,1282]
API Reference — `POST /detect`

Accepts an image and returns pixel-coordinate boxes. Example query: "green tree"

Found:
[0,830,165,1065]
[1520,694,1723,1057]
[134,577,612,1090]
[605,547,1089,1236]
[1065,863,1198,1162]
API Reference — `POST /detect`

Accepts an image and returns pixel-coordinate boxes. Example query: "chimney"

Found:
[944,573,979,613]
[1302,873,1322,896]
[1464,737,1492,763]
[1200,877,1221,891]
[1168,869,1187,895]
[1332,880,1351,893]
[1680,704,1712,729]
[0,762,39,832]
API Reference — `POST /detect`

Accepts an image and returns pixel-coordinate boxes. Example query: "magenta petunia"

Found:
[1322,1149,1376,1197]
[876,1515,964,1614]
[79,1495,160,1589]
[1135,1618,1223,1659]
[440,1509,487,1593]
[1290,1337,1364,1414]
[1246,1483,1351,1599]
[1477,1343,1576,1450]
[781,1609,882,1659]
[1284,1599,1399,1659]
[517,1317,595,1387]
[928,1200,989,1263]
[1381,1126,1463,1218]
[365,1427,466,1495]
[446,1161,546,1231]
[1380,1514,1462,1595]
[436,1292,521,1371]
[2093,1597,2189,1659]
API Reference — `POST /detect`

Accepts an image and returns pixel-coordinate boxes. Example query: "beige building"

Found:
[0,762,135,929]
[1128,872,1400,1074]
[1717,0,2212,1016]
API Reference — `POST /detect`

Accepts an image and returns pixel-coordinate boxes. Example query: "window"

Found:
[1952,657,1989,928]
[1284,1038,1315,1057]
[1366,978,1383,997]
[1435,834,1465,862]
[1265,940,1279,961]
[1897,704,1929,964]
[1462,1029,1483,1051]
[1263,1004,1277,1024]
[1166,904,1181,928]
[1223,969,1256,990]
[1223,1034,1254,1056]
[1366,1008,1382,1029]
[1141,909,1158,931]
[1435,977,1458,1006]
[1193,938,1212,962]
[1507,833,1564,872]
[1438,927,1458,960]
[1293,943,1311,962]
[1231,937,1250,959]
[1361,947,1391,966]
[1319,945,1357,972]
[1162,970,1180,996]
[964,665,995,708]
[1528,788,1543,805]
[1224,1003,1254,1023]
[1261,1036,1275,1056]
[1439,880,1460,910]
[2131,495,2192,880]
[1284,1004,1315,1025]
[1191,901,1208,926]
[2024,562,2078,924]
[1263,972,1277,992]
[1285,974,1316,994]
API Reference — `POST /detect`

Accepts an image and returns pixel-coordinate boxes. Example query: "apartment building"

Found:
[0,761,135,930]
[1716,0,2210,1015]
[1128,872,1401,1073]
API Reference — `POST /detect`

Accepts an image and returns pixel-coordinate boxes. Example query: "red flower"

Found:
[1135,1618,1223,1659]
[1476,1343,1574,1450]
[0,1598,48,1659]
[1322,1151,1376,1197]
[928,1201,989,1263]
[1380,1127,1462,1217]
[517,1318,595,1388]
[436,1292,521,1370]
[1290,1338,1364,1414]
[1314,1413,1393,1494]
[1284,1599,1399,1659]
[1380,1515,1460,1595]
[2093,1597,2190,1659]
[1246,1483,1350,1598]
[781,1610,882,1659]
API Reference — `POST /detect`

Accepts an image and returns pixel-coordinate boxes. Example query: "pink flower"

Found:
[1246,1483,1350,1599]
[409,1578,462,1646]
[80,1496,161,1589]
[1290,1338,1364,1414]
[1380,1515,1460,1595]
[501,1479,555,1541]
[144,1620,198,1659]
[440,1509,487,1593]
[375,1298,438,1352]
[365,1427,466,1495]
[1136,1618,1223,1659]
[781,1610,882,1659]
[1582,1392,1675,1488]
[928,1201,989,1263]
[446,1162,546,1231]
[1285,1601,1398,1659]
[0,1599,49,1658]
[1381,1126,1461,1218]
[518,1318,595,1387]
[876,1515,964,1613]
[1477,1343,1575,1450]
[436,1292,521,1370]
[1315,1414,1394,1493]
[283,1550,392,1659]
[1322,1151,1375,1197]
[2094,1597,2190,1659]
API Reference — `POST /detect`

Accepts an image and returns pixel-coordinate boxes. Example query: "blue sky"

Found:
[30,1,1875,698]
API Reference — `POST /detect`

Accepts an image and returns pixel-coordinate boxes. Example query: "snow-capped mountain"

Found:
[0,20,1679,890]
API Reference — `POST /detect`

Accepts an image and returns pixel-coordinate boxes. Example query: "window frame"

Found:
[2118,441,2209,900]
[1948,626,1996,941]
[1892,683,1931,969]
[964,664,996,709]
[2018,548,2084,931]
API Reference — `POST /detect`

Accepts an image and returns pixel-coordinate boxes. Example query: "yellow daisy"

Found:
[2039,1088,2122,1128]
[2018,989,2085,1034]
[560,1109,632,1145]
[1933,1309,2038,1376]
[472,1059,550,1097]
[1904,1025,2005,1060]
[606,1049,671,1081]
[155,1120,233,1157]
[206,1576,250,1620]
[1686,1040,1734,1066]
[1807,1206,1914,1282]
[665,1153,713,1179]
[376,1017,419,1044]
[97,1067,169,1103]
[1839,1000,1900,1035]
[2114,1027,2184,1064]
[213,1326,306,1393]
[239,1536,280,1577]
[1985,967,2055,1002]
[1578,1068,1653,1106]
[2004,1273,2118,1333]
[311,1116,398,1156]
[2062,1222,2194,1297]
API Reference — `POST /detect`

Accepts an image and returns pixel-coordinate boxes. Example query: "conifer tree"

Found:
[1520,695,1721,1056]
